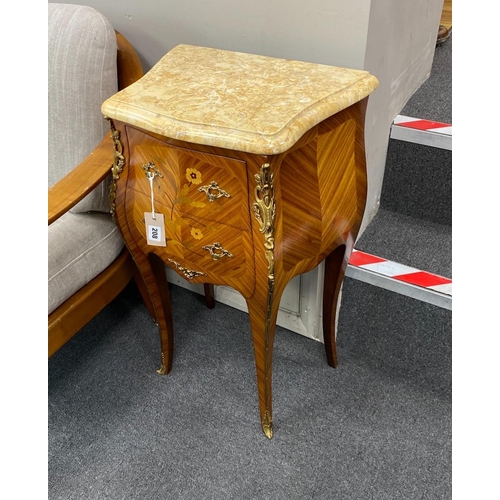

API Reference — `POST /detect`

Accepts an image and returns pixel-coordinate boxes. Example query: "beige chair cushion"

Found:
[48,3,124,314]
[48,212,125,314]
[48,3,117,213]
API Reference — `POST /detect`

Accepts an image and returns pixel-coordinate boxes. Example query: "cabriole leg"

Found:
[133,250,174,375]
[245,281,282,439]
[322,244,349,368]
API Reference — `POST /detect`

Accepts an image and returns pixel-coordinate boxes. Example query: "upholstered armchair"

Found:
[48,3,155,356]
[48,3,214,357]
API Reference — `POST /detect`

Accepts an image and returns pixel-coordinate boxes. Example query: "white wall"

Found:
[71,0,371,71]
[53,0,442,233]
[361,0,444,231]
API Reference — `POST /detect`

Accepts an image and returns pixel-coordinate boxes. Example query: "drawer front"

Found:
[129,133,251,231]
[127,190,254,280]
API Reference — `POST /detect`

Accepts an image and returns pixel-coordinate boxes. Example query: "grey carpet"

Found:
[356,208,452,278]
[380,141,452,226]
[49,280,451,499]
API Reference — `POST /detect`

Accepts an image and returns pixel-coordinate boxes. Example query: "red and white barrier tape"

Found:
[348,249,452,296]
[391,115,452,150]
[393,115,452,134]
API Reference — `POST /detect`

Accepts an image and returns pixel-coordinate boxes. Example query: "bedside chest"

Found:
[102,44,378,438]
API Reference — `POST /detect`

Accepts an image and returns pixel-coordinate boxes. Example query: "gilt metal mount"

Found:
[198,181,230,202]
[202,242,234,261]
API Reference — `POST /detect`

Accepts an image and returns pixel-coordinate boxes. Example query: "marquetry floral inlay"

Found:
[185,168,202,185]
[190,228,203,240]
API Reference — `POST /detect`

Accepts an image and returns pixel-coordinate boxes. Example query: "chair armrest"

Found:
[116,30,144,89]
[48,132,114,225]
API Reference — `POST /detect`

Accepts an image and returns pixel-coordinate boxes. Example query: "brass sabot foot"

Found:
[156,365,168,375]
[262,411,274,439]
[156,354,168,375]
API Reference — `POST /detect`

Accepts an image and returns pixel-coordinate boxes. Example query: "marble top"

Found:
[102,44,379,155]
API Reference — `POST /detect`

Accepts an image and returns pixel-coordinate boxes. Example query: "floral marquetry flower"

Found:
[186,168,202,185]
[190,201,206,208]
[190,228,203,240]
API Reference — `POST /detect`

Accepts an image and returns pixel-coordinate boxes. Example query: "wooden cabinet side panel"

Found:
[278,140,323,272]
[316,100,368,257]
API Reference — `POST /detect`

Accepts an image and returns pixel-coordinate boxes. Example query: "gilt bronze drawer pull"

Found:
[141,160,163,178]
[167,259,206,280]
[202,242,234,261]
[198,181,230,202]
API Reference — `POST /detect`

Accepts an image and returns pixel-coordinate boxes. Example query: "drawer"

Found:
[128,133,251,231]
[127,190,254,280]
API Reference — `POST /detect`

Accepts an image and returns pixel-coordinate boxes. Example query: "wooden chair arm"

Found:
[116,30,144,88]
[48,132,114,225]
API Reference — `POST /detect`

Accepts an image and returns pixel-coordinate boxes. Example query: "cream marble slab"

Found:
[102,44,379,155]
